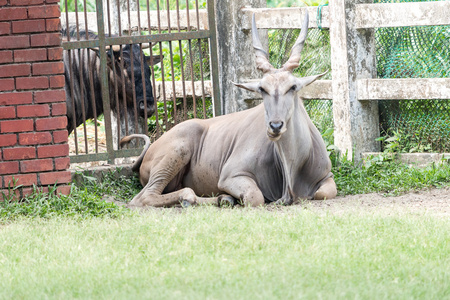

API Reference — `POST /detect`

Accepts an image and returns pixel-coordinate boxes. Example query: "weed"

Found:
[333,154,450,196]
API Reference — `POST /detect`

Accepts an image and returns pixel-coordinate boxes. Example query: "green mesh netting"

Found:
[268,1,450,152]
[375,0,450,152]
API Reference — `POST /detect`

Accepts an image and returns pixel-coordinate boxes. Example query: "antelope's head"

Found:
[235,12,325,141]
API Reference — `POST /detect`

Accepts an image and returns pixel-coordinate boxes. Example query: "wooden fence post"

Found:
[214,0,266,114]
[329,0,380,161]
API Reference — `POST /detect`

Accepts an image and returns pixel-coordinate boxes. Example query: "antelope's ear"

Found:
[232,81,260,93]
[296,71,328,89]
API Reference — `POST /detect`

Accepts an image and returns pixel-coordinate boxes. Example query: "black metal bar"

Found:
[64,0,222,163]
[95,0,115,164]
[176,0,188,121]
[206,0,221,116]
[83,0,99,154]
[63,30,211,50]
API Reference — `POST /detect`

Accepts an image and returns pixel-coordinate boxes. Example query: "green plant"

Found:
[0,185,128,220]
[333,153,450,196]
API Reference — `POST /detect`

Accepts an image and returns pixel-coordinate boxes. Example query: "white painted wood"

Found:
[355,2,450,28]
[358,78,450,100]
[155,81,213,101]
[216,0,268,114]
[240,7,329,29]
[330,0,380,161]
[63,10,208,32]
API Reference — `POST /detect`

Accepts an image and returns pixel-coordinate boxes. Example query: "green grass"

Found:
[333,156,450,196]
[0,160,449,298]
[0,208,448,299]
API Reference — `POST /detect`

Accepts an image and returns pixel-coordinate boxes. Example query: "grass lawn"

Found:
[0,207,449,299]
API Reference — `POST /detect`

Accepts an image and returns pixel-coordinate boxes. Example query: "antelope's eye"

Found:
[259,87,267,94]
[289,85,297,92]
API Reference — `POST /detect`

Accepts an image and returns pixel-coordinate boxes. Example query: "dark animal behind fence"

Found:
[62,28,159,134]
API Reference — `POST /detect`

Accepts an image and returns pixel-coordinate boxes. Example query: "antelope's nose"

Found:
[269,121,284,133]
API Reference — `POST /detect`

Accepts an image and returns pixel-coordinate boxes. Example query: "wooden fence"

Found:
[227,0,450,160]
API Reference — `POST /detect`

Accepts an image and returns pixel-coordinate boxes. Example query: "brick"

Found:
[10,0,45,5]
[0,78,15,91]
[0,0,7,7]
[40,170,71,185]
[0,134,17,147]
[12,19,45,33]
[19,132,52,145]
[34,89,65,103]
[32,61,64,75]
[0,189,21,201]
[0,92,33,105]
[53,130,68,143]
[51,102,66,116]
[0,51,13,63]
[0,106,16,119]
[47,47,63,61]
[31,32,61,47]
[46,18,60,32]
[36,116,66,131]
[54,156,70,170]
[14,48,47,62]
[0,8,28,21]
[3,146,36,160]
[49,75,64,88]
[0,36,29,49]
[17,104,50,117]
[0,119,33,133]
[0,22,10,36]
[0,64,31,78]
[22,186,49,198]
[56,185,71,195]
[16,76,49,90]
[37,143,68,158]
[21,158,53,173]
[4,173,38,187]
[28,5,60,19]
[0,161,19,175]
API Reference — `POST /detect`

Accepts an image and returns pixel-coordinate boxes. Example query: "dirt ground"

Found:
[299,187,450,217]
[107,187,450,218]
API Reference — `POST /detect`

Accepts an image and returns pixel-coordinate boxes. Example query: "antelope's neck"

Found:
[274,101,312,199]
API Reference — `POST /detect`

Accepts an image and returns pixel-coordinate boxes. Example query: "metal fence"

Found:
[61,0,219,165]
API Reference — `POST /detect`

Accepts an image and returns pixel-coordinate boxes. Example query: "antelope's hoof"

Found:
[274,198,293,206]
[181,200,192,208]
[218,195,236,208]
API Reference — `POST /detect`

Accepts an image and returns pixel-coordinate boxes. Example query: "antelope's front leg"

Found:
[313,177,337,200]
[218,176,264,207]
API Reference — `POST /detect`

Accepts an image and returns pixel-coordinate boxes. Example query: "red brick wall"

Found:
[0,0,70,199]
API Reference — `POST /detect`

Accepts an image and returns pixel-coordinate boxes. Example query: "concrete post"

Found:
[215,0,267,114]
[329,0,380,161]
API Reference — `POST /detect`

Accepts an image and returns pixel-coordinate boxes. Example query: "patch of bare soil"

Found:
[69,122,107,155]
[299,187,450,217]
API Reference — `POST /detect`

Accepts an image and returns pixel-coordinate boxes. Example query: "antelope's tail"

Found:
[120,134,151,172]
